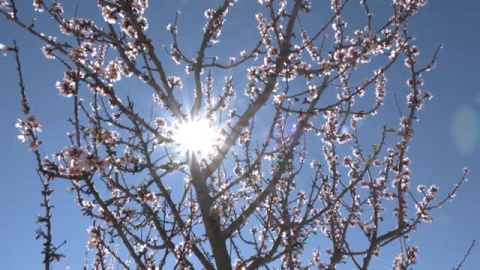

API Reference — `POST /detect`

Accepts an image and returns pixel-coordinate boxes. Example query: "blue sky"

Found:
[0,0,479,269]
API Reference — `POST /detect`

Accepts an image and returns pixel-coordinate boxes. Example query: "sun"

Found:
[173,118,219,156]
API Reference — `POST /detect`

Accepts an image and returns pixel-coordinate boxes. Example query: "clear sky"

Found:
[0,0,479,269]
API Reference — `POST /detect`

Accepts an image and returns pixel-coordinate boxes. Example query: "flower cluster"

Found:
[392,246,420,269]
[98,0,149,38]
[89,126,119,147]
[16,116,42,151]
[55,71,83,97]
[203,3,230,44]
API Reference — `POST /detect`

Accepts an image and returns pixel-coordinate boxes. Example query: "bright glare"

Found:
[173,118,219,155]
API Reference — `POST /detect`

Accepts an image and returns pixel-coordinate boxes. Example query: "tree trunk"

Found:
[189,153,232,270]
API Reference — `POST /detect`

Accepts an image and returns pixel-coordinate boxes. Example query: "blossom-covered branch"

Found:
[1,0,471,269]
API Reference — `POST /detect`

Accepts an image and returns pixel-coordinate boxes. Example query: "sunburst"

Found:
[172,118,219,156]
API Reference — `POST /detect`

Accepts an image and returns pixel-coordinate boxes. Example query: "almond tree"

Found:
[0,0,470,269]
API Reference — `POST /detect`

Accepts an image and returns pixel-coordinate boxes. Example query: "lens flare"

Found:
[452,106,479,155]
